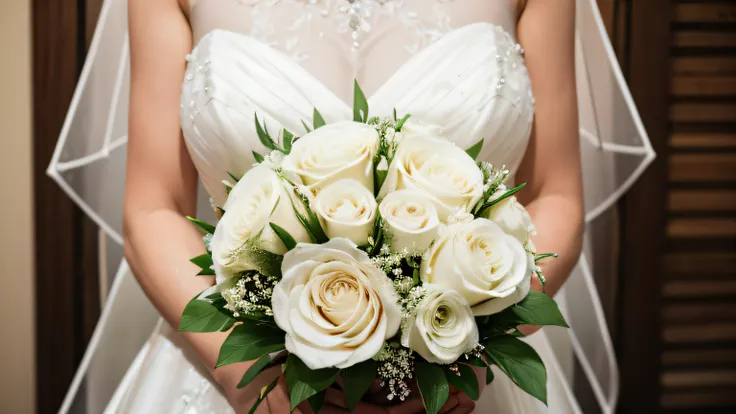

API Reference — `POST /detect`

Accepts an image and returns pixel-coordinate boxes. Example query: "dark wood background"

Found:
[31,0,736,413]
[613,0,736,412]
[32,0,103,413]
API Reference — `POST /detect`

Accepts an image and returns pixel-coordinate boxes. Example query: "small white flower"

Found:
[447,208,474,225]
[422,218,534,316]
[378,136,484,222]
[262,150,285,170]
[401,288,479,364]
[272,239,401,370]
[378,189,441,254]
[282,121,379,195]
[483,193,536,244]
[210,165,310,283]
[313,179,377,245]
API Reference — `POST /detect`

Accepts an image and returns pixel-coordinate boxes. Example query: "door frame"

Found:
[32,0,103,413]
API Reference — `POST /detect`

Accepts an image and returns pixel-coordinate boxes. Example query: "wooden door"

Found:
[32,1,103,413]
[616,0,736,412]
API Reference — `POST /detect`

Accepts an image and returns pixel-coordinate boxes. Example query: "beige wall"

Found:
[0,0,35,413]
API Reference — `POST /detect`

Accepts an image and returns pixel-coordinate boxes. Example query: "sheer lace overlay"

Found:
[181,0,534,206]
[188,0,518,102]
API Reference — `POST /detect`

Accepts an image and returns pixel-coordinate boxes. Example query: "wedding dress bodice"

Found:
[180,0,534,205]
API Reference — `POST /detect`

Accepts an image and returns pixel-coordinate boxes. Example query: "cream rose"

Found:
[401,288,479,364]
[210,165,310,283]
[378,136,483,221]
[483,194,536,244]
[272,239,401,370]
[282,121,379,195]
[314,179,377,245]
[378,189,440,254]
[421,218,534,316]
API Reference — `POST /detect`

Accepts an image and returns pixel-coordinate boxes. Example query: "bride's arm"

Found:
[124,0,283,410]
[515,0,584,297]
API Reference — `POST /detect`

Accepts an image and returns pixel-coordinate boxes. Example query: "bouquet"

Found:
[180,82,568,414]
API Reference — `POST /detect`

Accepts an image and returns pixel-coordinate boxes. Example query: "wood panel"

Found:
[672,57,736,76]
[617,0,672,412]
[663,348,736,368]
[623,0,736,412]
[664,252,736,276]
[670,132,736,148]
[32,0,103,413]
[673,3,736,24]
[670,103,736,123]
[667,218,736,238]
[669,189,736,212]
[673,31,736,48]
[671,76,736,97]
[669,153,736,182]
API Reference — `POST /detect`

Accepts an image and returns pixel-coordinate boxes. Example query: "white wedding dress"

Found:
[48,0,655,413]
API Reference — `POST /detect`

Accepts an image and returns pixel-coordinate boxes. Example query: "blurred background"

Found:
[1,0,735,413]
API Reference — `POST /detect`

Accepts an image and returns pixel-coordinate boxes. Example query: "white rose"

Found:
[483,194,536,244]
[272,239,401,369]
[314,179,377,245]
[421,218,534,316]
[211,165,310,283]
[378,189,440,254]
[282,121,379,194]
[378,136,483,221]
[399,119,443,140]
[401,288,479,364]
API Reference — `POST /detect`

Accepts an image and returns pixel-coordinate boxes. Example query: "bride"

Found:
[121,0,579,412]
[48,0,654,413]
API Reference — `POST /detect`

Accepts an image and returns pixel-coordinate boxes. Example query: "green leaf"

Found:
[179,296,235,333]
[269,222,297,251]
[486,365,495,385]
[285,355,340,412]
[301,119,312,134]
[476,183,527,216]
[466,138,484,160]
[353,80,369,123]
[368,210,384,256]
[308,390,326,413]
[465,358,486,368]
[238,354,275,389]
[253,151,265,163]
[313,108,327,129]
[283,129,294,153]
[484,336,547,405]
[255,114,280,151]
[187,216,216,234]
[444,364,480,401]
[342,359,377,411]
[415,362,450,414]
[395,113,412,131]
[227,171,241,183]
[289,192,329,244]
[483,291,568,331]
[535,253,559,262]
[216,323,285,367]
[248,375,281,414]
[393,107,398,121]
[190,253,214,276]
[373,155,388,196]
[510,291,568,327]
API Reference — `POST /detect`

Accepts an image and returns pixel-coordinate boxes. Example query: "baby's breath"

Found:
[222,271,277,317]
[374,342,414,402]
